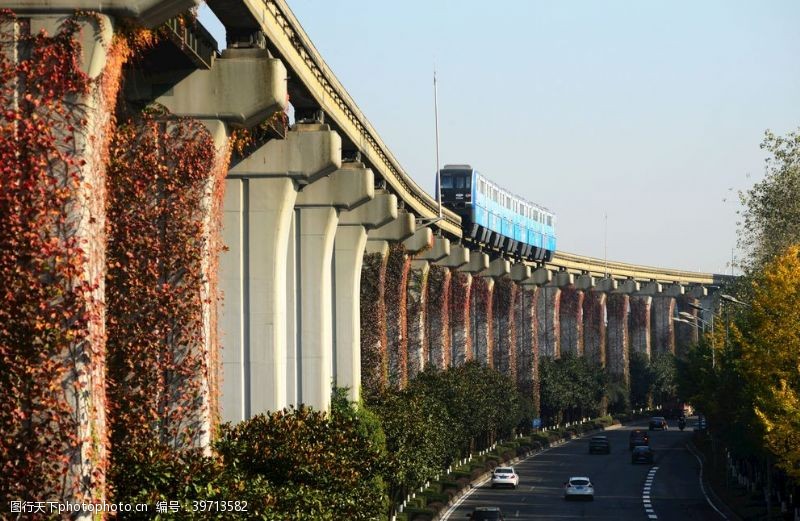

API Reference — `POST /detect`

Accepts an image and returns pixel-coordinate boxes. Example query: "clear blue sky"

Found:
[200,1,800,275]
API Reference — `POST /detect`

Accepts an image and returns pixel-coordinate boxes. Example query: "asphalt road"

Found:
[444,419,724,521]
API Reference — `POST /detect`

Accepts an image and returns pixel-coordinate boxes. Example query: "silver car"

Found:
[490,466,519,489]
[563,476,594,500]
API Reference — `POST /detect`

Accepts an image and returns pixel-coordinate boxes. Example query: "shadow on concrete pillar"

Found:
[385,243,410,388]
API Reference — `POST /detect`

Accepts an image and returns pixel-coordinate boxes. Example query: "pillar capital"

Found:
[129,48,287,129]
[594,277,617,292]
[510,263,531,282]
[662,283,685,297]
[687,284,708,298]
[368,210,415,242]
[229,123,341,182]
[434,242,469,267]
[616,278,640,294]
[295,164,373,210]
[417,235,450,261]
[522,267,552,286]
[638,281,663,295]
[575,273,596,290]
[555,271,574,287]
[458,251,490,273]
[402,227,433,254]
[481,258,510,278]
[338,189,397,229]
[6,0,198,28]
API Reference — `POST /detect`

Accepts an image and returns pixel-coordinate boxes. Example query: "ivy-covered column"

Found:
[559,285,584,356]
[493,275,517,380]
[629,295,652,359]
[606,293,630,384]
[362,210,415,397]
[651,296,676,355]
[112,47,286,448]
[450,271,473,366]
[516,285,540,416]
[427,265,452,369]
[537,284,561,359]
[385,243,410,388]
[334,190,396,402]
[0,11,131,508]
[583,290,607,367]
[406,260,429,380]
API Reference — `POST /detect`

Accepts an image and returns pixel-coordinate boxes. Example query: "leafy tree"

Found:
[740,245,800,478]
[539,354,605,423]
[738,129,800,273]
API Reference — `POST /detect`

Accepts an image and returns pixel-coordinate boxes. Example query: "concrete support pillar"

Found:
[385,243,411,388]
[559,285,584,356]
[334,190,396,401]
[221,124,338,420]
[583,290,607,367]
[516,286,540,414]
[675,295,700,356]
[629,296,652,359]
[427,264,452,369]
[360,242,389,397]
[606,293,630,385]
[493,276,517,379]
[651,296,676,355]
[406,260,430,379]
[292,164,373,411]
[537,284,561,359]
[450,271,473,367]
[471,276,495,366]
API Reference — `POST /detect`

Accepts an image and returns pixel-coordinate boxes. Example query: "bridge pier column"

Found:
[537,283,561,359]
[407,259,430,379]
[221,124,338,420]
[606,293,631,386]
[516,284,540,415]
[629,295,653,359]
[559,285,585,356]
[291,164,373,411]
[362,212,415,396]
[334,188,396,402]
[493,275,517,379]
[438,245,471,367]
[652,296,676,355]
[583,290,607,367]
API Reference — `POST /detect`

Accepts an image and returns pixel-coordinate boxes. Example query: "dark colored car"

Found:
[588,435,611,454]
[468,506,505,520]
[629,429,650,450]
[631,445,655,464]
[649,417,668,430]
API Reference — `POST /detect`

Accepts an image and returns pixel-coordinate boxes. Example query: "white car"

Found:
[490,466,519,489]
[563,476,594,500]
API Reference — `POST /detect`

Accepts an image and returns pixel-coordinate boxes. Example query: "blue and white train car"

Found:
[437,164,556,261]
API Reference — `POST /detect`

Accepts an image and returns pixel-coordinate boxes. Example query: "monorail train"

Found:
[437,164,556,261]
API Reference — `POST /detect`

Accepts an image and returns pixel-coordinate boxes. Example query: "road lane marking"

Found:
[642,466,658,520]
[686,442,729,520]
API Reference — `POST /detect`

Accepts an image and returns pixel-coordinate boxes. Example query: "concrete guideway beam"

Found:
[435,243,470,269]
[130,48,288,129]
[458,251,490,274]
[220,126,341,421]
[403,228,434,255]
[292,163,373,411]
[6,0,197,28]
[333,188,397,402]
[368,210,416,242]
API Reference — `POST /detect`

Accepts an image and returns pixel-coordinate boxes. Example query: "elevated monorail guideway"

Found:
[208,0,462,237]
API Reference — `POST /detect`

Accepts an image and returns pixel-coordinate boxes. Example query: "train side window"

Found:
[547,215,552,226]
[441,175,453,188]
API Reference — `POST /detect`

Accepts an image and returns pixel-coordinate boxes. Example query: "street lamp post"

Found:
[673,313,715,367]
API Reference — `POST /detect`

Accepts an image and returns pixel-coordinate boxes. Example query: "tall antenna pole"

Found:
[604,212,608,277]
[434,67,442,219]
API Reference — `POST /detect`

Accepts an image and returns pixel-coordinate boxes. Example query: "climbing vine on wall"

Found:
[583,290,606,367]
[471,276,494,366]
[106,115,224,452]
[558,285,583,356]
[629,296,651,357]
[0,12,127,504]
[493,276,517,380]
[385,243,410,389]
[360,251,388,398]
[406,263,428,379]
[450,271,472,366]
[426,265,451,369]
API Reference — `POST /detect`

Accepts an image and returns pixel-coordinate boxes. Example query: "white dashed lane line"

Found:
[643,466,659,519]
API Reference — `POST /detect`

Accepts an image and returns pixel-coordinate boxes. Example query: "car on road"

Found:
[490,467,519,489]
[649,416,668,430]
[631,445,655,464]
[563,476,594,500]
[629,429,650,450]
[467,506,505,520]
[588,435,611,454]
